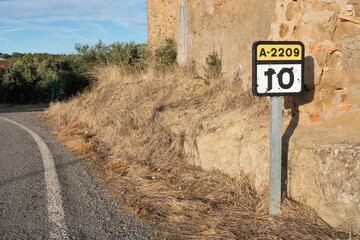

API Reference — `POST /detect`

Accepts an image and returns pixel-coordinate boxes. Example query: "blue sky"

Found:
[0,0,147,54]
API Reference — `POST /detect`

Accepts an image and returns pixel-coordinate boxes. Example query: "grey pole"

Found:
[269,96,282,215]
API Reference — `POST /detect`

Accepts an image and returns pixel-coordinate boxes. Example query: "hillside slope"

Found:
[43,66,354,239]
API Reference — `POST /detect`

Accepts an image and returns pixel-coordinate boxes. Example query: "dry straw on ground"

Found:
[43,66,354,239]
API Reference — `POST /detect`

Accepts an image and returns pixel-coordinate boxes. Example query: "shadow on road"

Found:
[0,160,78,188]
[0,104,49,114]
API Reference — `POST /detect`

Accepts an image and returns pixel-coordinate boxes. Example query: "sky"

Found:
[0,0,148,54]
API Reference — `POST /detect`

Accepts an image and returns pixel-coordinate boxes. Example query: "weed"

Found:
[154,39,177,66]
[203,52,222,84]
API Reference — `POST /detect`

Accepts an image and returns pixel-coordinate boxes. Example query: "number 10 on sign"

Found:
[257,64,302,94]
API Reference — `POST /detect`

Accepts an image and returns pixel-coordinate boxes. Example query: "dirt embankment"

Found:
[42,66,353,239]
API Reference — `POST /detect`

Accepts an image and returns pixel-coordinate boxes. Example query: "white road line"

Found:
[0,117,69,239]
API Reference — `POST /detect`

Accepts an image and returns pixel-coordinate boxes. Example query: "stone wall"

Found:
[147,0,360,122]
[148,0,360,232]
[147,0,178,49]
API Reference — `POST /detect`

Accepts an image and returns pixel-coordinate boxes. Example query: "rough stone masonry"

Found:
[147,0,360,232]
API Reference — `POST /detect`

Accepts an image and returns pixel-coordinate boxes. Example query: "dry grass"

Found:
[42,65,353,239]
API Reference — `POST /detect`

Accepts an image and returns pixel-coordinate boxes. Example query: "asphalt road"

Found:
[0,110,158,240]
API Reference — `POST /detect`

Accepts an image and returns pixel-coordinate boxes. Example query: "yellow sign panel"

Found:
[257,44,302,61]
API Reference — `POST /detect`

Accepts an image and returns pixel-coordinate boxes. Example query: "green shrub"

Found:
[0,40,150,104]
[75,40,150,73]
[0,53,89,103]
[203,52,222,84]
[0,59,48,104]
[57,56,91,99]
[155,39,177,66]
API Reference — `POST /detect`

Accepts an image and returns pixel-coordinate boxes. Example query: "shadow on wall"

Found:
[282,56,315,197]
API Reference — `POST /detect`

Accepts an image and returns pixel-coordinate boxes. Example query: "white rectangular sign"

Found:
[256,64,302,95]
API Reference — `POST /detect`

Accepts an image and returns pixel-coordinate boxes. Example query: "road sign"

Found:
[252,41,305,216]
[252,41,304,96]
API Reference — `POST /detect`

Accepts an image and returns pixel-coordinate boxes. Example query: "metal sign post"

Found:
[252,41,304,216]
[269,96,282,215]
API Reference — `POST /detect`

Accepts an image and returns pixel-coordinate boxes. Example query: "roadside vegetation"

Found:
[41,39,353,239]
[0,40,148,104]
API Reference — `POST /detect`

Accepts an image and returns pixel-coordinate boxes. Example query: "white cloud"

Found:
[0,27,25,34]
[0,0,147,53]
[0,0,146,26]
